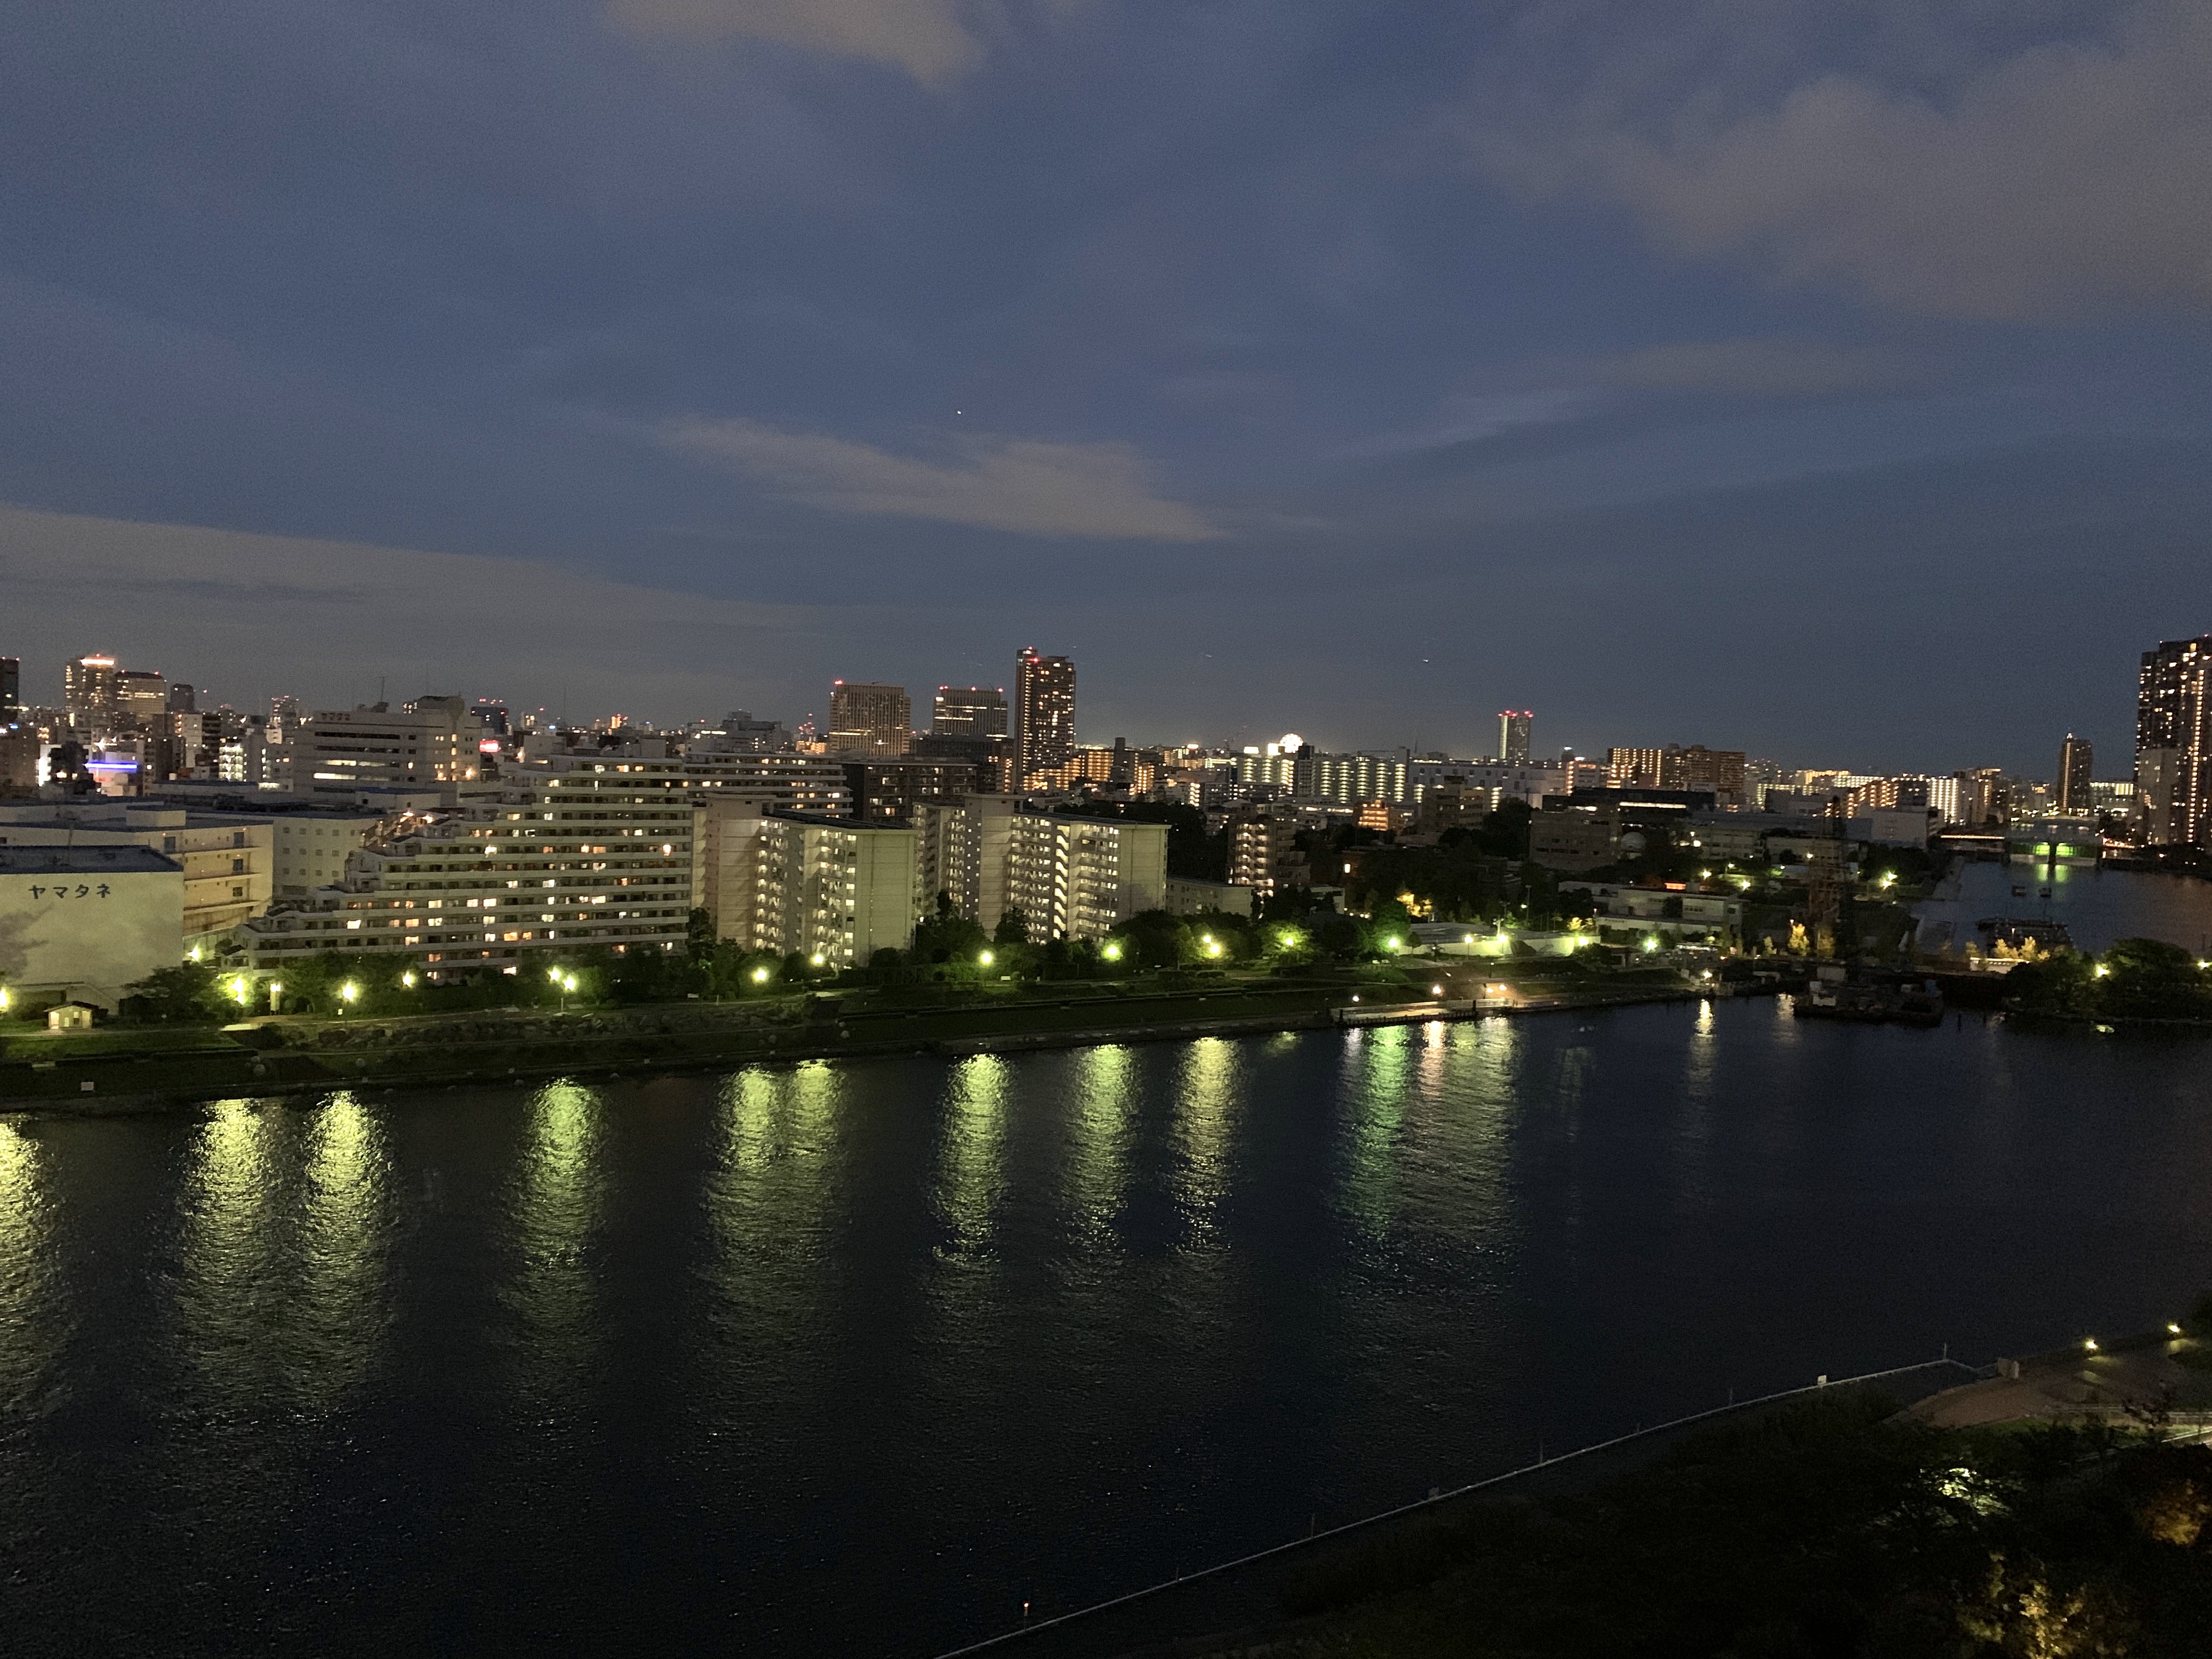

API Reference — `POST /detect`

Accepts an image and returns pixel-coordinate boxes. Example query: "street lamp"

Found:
[751,966,771,984]
[1102,941,1122,962]
[979,950,994,967]
[339,981,359,1011]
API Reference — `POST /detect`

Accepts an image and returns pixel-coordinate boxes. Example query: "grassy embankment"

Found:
[0,956,1692,1108]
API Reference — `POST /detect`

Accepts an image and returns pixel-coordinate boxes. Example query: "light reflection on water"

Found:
[504,1080,604,1403]
[0,1120,61,1413]
[174,1100,283,1407]
[167,1094,392,1415]
[936,1053,1009,1256]
[8,1007,2212,1658]
[293,1092,390,1410]
[1066,1043,1134,1247]
[1173,1037,1239,1243]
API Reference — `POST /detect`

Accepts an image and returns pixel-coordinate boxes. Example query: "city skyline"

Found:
[0,630,2174,787]
[2,7,2208,773]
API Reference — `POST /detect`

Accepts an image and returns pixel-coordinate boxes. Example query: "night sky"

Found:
[2,2,2207,771]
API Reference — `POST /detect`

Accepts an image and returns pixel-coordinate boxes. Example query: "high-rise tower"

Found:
[933,686,1007,737]
[2136,636,2212,846]
[1498,709,1532,766]
[2056,733,2094,815]
[827,681,911,757]
[64,653,119,735]
[1012,649,1076,787]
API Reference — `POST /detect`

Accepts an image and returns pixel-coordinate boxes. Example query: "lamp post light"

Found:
[978,950,994,968]
[268,980,284,1014]
[338,981,359,1013]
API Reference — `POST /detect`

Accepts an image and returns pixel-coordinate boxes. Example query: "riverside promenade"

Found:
[0,968,1708,1113]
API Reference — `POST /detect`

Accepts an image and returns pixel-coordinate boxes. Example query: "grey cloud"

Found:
[0,503,836,720]
[1345,388,1595,458]
[1595,337,1924,396]
[1461,0,2212,320]
[603,0,982,82]
[664,417,1223,540]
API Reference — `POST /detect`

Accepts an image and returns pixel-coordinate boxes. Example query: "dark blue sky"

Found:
[2,1,2207,772]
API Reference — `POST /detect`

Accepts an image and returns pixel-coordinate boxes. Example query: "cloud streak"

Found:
[0,503,836,720]
[603,0,981,82]
[1460,0,2212,320]
[665,417,1223,540]
[1593,337,1923,397]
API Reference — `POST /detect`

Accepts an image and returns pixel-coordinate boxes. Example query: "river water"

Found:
[1915,857,2212,956]
[5,1002,2212,1657]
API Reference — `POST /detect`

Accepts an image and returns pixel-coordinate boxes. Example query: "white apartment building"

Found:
[238,759,698,974]
[291,698,480,798]
[269,809,387,895]
[748,810,916,965]
[1404,758,1570,808]
[933,796,1167,942]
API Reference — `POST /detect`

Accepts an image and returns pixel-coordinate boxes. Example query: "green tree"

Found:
[1313,911,1366,960]
[1472,798,1532,859]
[1109,909,1188,969]
[1366,896,1418,951]
[992,906,1032,947]
[2097,937,2211,1020]
[119,961,227,1024]
[914,891,988,963]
